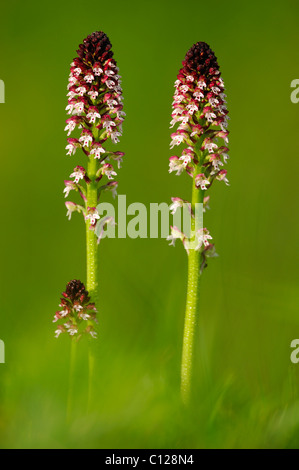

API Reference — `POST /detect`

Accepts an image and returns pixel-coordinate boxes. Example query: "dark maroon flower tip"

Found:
[76,31,113,65]
[63,279,90,304]
[182,42,219,76]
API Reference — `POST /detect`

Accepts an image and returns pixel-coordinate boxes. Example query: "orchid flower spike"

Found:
[55,31,125,339]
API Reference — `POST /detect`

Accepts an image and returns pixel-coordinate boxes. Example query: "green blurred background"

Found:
[0,0,299,449]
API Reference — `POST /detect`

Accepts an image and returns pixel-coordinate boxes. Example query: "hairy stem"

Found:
[87,348,95,413]
[67,338,77,422]
[181,171,204,404]
[86,154,98,304]
[85,144,99,414]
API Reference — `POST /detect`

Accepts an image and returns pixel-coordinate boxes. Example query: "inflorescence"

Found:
[53,280,98,339]
[64,30,125,235]
[167,42,229,270]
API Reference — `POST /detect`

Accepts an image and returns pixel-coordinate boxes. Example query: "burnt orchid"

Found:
[54,31,125,342]
[54,280,97,339]
[53,31,124,420]
[167,42,229,403]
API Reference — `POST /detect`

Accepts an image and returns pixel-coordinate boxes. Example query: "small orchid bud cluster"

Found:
[64,30,125,236]
[53,280,97,339]
[168,42,229,270]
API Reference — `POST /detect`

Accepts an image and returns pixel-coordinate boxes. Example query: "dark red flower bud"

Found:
[64,279,89,304]
[183,42,219,76]
[76,31,113,64]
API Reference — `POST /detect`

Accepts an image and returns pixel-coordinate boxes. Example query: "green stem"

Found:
[87,347,95,413]
[85,139,99,416]
[180,172,204,405]
[86,154,99,304]
[86,125,100,303]
[67,338,77,423]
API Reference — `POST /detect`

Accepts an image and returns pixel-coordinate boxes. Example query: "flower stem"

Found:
[67,338,77,422]
[180,172,204,404]
[87,347,95,413]
[85,152,98,415]
[86,154,98,304]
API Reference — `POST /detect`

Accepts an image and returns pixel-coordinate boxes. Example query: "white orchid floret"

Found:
[105,69,115,76]
[65,140,79,156]
[65,201,83,220]
[193,91,204,101]
[84,73,94,83]
[65,103,74,115]
[79,312,91,320]
[173,94,185,104]
[205,111,217,122]
[111,131,121,144]
[73,101,85,115]
[93,65,103,76]
[85,207,101,225]
[170,133,185,149]
[88,90,99,100]
[179,154,192,167]
[169,197,191,215]
[70,166,86,183]
[169,156,185,176]
[73,67,82,76]
[186,103,198,115]
[210,156,223,172]
[170,117,179,128]
[195,174,210,190]
[197,79,207,89]
[106,79,116,89]
[79,131,93,147]
[180,85,189,93]
[68,328,78,336]
[95,215,116,244]
[86,109,101,123]
[68,74,77,86]
[220,121,228,131]
[222,152,229,163]
[100,163,117,180]
[63,180,77,198]
[64,120,76,136]
[76,86,87,96]
[103,120,116,133]
[107,99,118,109]
[216,169,229,185]
[67,90,76,99]
[90,144,105,159]
[60,309,69,318]
[204,141,218,153]
[166,226,185,246]
[195,228,212,251]
[209,97,219,107]
[172,107,184,117]
[217,104,228,115]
